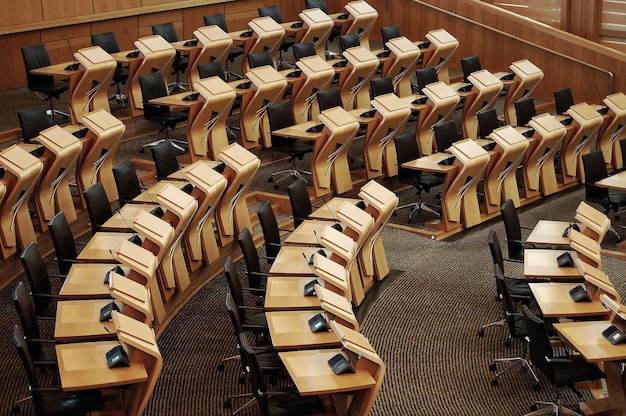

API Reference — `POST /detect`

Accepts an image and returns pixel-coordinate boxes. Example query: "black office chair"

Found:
[317,87,343,112]
[138,71,188,143]
[150,139,181,181]
[477,108,504,139]
[304,0,340,44]
[619,137,626,171]
[248,51,275,70]
[292,41,316,63]
[258,5,294,69]
[223,257,269,335]
[17,106,53,144]
[554,87,574,116]
[338,33,361,54]
[91,31,129,105]
[522,304,606,415]
[514,97,537,127]
[20,242,62,320]
[266,101,313,188]
[582,150,626,222]
[237,332,328,416]
[488,268,540,389]
[433,120,461,153]
[151,23,188,92]
[500,198,534,262]
[370,76,394,99]
[12,281,57,369]
[414,66,438,95]
[381,25,402,49]
[83,182,114,234]
[460,55,482,83]
[47,212,80,276]
[238,226,269,292]
[197,61,226,81]
[256,200,292,264]
[12,325,106,416]
[394,132,443,222]
[287,178,313,229]
[21,43,69,120]
[204,13,244,80]
[112,160,143,207]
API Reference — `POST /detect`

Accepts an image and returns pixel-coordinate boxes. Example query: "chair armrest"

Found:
[31,338,56,344]
[240,286,265,296]
[239,305,265,312]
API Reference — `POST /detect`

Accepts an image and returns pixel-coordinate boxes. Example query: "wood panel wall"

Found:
[1,0,625,107]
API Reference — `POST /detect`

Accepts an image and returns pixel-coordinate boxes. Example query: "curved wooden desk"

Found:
[422,28,458,84]
[416,81,460,156]
[597,92,626,170]
[243,17,286,75]
[297,8,334,59]
[71,46,117,123]
[188,25,232,89]
[562,102,604,184]
[381,36,421,98]
[338,46,379,110]
[461,69,503,140]
[342,0,378,50]
[503,59,544,126]
[291,55,335,124]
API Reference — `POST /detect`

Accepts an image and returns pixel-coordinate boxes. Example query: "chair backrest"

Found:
[293,42,316,62]
[414,66,438,94]
[256,200,282,262]
[582,150,610,205]
[13,281,44,357]
[495,264,525,339]
[112,160,142,206]
[287,179,312,228]
[47,212,77,276]
[554,87,574,115]
[514,97,536,127]
[461,55,482,83]
[338,33,360,53]
[21,43,54,89]
[12,325,41,393]
[381,25,401,49]
[620,137,626,170]
[266,101,295,150]
[370,76,394,99]
[83,182,113,233]
[19,242,54,317]
[238,332,271,411]
[487,228,505,273]
[477,108,501,139]
[237,227,265,288]
[248,51,274,69]
[394,132,421,183]
[433,120,460,152]
[151,140,180,181]
[197,61,225,81]
[91,32,121,54]
[500,199,523,261]
[521,304,553,376]
[203,13,229,32]
[17,106,52,143]
[224,256,246,307]
[305,0,328,14]
[152,23,179,43]
[317,88,343,112]
[258,5,283,23]
[139,71,170,118]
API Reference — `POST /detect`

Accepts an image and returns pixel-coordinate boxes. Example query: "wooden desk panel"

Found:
[524,249,581,280]
[529,282,609,318]
[59,263,128,299]
[266,310,340,350]
[55,300,117,341]
[77,232,136,261]
[596,170,626,191]
[264,277,321,311]
[526,220,574,247]
[285,220,333,246]
[269,247,320,276]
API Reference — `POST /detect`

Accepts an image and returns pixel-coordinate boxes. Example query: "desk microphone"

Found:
[124,28,140,58]
[103,327,130,368]
[301,252,319,296]
[177,162,194,195]
[114,208,144,245]
[104,249,124,284]
[139,180,165,218]
[320,194,343,232]
[65,39,79,71]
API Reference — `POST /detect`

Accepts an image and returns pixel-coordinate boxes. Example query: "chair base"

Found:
[490,356,539,388]
[524,400,582,415]
[477,318,505,337]
[142,138,188,154]
[395,201,440,223]
[46,109,69,120]
[268,168,311,189]
[168,81,188,94]
[109,92,128,107]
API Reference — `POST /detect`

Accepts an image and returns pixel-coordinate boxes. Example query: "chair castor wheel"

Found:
[504,340,511,347]
[224,400,232,409]
[532,383,540,391]
[491,378,499,386]
[477,329,485,337]
[217,363,225,371]
[489,363,497,372]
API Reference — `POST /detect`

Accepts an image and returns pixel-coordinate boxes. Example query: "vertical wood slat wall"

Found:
[0,0,625,106]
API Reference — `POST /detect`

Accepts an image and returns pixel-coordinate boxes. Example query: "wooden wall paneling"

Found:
[182,4,225,39]
[42,0,94,21]
[1,31,43,92]
[142,0,182,6]
[91,17,140,52]
[138,10,184,38]
[271,0,298,23]
[1,0,43,28]
[225,0,261,32]
[93,0,142,14]
[42,24,93,63]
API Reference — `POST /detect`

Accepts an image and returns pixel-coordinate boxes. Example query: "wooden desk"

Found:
[422,28,458,84]
[338,46,379,110]
[297,8,334,59]
[59,263,128,299]
[101,203,156,231]
[342,0,378,50]
[529,283,609,318]
[279,348,376,395]
[55,299,117,341]
[597,91,626,169]
[382,36,421,98]
[264,276,322,310]
[132,180,189,203]
[266,310,340,350]
[524,249,581,280]
[285,220,334,245]
[56,340,148,390]
[554,321,626,414]
[77,232,135,261]
[461,69,503,140]
[526,220,574,247]
[561,102,604,183]
[309,198,359,221]
[269,246,320,276]
[503,59,544,126]
[416,81,460,156]
[595,169,626,191]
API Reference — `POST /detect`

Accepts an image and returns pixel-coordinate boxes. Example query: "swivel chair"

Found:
[461,55,482,83]
[394,132,443,222]
[477,108,504,139]
[91,31,129,105]
[554,87,574,116]
[370,76,394,99]
[292,41,317,63]
[414,66,438,95]
[223,256,268,335]
[433,120,461,153]
[203,13,244,80]
[83,182,114,234]
[112,160,143,207]
[500,198,534,261]
[515,97,537,128]
[151,23,188,92]
[582,150,626,222]
[256,200,292,264]
[197,61,226,80]
[17,106,53,144]
[258,5,294,69]
[237,226,269,292]
[150,139,181,181]
[381,25,401,49]
[287,178,313,228]
[21,43,69,120]
[20,242,62,319]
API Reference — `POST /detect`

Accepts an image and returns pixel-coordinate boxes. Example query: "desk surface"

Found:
[285,220,333,246]
[596,170,626,191]
[309,198,359,221]
[524,249,581,280]
[77,232,135,261]
[554,320,626,362]
[279,349,376,395]
[59,263,127,299]
[526,220,574,247]
[56,341,148,391]
[132,180,188,203]
[269,247,319,276]
[266,310,340,350]
[55,300,116,341]
[401,152,458,173]
[264,277,321,310]
[529,282,609,318]
[101,204,156,231]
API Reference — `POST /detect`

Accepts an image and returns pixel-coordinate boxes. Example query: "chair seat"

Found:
[608,190,626,209]
[39,389,105,416]
[551,355,606,387]
[266,390,327,416]
[275,141,314,160]
[504,277,532,300]
[147,110,188,128]
[240,308,268,329]
[31,82,68,99]
[113,67,129,84]
[400,171,444,193]
[228,47,244,62]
